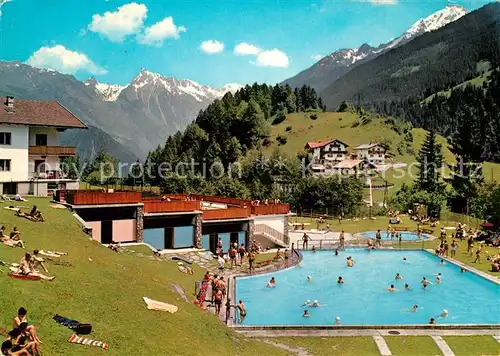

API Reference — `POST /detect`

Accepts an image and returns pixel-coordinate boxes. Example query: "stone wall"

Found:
[284,215,290,245]
[248,219,254,243]
[194,214,202,249]
[136,206,144,243]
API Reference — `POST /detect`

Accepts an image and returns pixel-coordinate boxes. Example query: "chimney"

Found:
[5,96,15,110]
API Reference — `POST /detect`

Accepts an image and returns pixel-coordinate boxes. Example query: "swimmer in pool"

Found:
[307,275,312,282]
[312,245,316,253]
[429,318,437,324]
[440,259,444,265]
[387,284,397,292]
[337,276,344,284]
[439,309,449,318]
[435,275,442,284]
[401,305,418,312]
[404,283,411,291]
[346,256,355,267]
[303,310,310,317]
[335,316,341,325]
[267,277,276,288]
[311,300,324,307]
[395,273,403,280]
[335,249,339,256]
[421,277,432,288]
[301,300,311,307]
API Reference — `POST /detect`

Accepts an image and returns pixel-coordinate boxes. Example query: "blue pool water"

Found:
[362,231,428,241]
[236,250,499,325]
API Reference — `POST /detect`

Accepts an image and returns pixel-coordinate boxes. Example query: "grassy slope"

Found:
[443,336,500,356]
[384,336,442,356]
[265,112,500,203]
[0,198,285,356]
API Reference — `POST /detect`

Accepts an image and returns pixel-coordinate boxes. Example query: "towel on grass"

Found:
[68,334,108,350]
[143,297,178,313]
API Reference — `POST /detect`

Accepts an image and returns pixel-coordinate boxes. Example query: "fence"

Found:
[143,200,202,213]
[65,190,142,205]
[202,207,251,220]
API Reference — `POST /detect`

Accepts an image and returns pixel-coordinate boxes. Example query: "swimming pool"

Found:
[362,231,429,241]
[236,250,499,326]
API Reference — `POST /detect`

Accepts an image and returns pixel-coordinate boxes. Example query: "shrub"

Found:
[310,113,318,120]
[262,138,272,147]
[272,110,287,125]
[276,135,287,145]
[285,126,292,132]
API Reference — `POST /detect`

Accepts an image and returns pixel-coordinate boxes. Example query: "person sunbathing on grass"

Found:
[32,250,49,273]
[16,253,55,281]
[6,327,39,356]
[108,241,120,253]
[1,340,31,356]
[29,206,44,222]
[13,308,41,345]
[2,227,24,248]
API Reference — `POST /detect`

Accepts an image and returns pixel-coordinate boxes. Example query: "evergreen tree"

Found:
[415,130,444,193]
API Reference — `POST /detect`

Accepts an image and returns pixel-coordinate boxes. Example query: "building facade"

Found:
[0,96,87,196]
[354,143,387,165]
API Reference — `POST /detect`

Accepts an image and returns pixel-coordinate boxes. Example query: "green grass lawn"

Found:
[0,198,286,356]
[385,336,443,356]
[443,336,500,356]
[270,336,380,356]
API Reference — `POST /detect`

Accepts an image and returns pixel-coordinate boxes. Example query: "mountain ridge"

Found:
[0,61,243,161]
[282,4,467,92]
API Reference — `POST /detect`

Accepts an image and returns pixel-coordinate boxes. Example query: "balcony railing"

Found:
[251,204,290,216]
[144,200,202,213]
[29,145,77,156]
[202,207,251,220]
[66,190,142,205]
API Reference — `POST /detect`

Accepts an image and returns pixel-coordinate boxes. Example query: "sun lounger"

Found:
[39,250,66,257]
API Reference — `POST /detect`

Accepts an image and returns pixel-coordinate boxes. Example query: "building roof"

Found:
[334,159,377,169]
[0,97,87,129]
[355,143,384,150]
[305,139,349,149]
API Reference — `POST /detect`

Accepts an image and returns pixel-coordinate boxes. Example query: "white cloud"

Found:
[88,2,148,42]
[255,49,289,68]
[311,54,323,61]
[200,40,224,54]
[234,42,261,56]
[26,45,107,75]
[0,0,12,16]
[137,16,186,46]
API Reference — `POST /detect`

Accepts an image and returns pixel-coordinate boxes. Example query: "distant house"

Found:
[332,159,377,176]
[0,96,87,196]
[354,143,387,165]
[305,139,349,168]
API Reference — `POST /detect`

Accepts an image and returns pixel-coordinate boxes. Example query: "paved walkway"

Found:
[373,335,392,356]
[431,336,455,356]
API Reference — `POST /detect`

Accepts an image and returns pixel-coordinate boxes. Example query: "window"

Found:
[0,132,11,145]
[0,159,11,171]
[35,134,47,146]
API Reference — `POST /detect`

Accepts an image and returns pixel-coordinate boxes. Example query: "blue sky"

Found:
[0,0,494,87]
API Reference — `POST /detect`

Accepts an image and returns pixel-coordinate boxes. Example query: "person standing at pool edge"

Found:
[375,230,382,247]
[237,300,247,324]
[302,233,309,250]
[339,230,345,250]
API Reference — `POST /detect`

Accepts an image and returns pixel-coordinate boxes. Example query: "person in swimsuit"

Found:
[214,289,223,315]
[267,277,276,288]
[1,340,31,356]
[346,256,355,267]
[339,231,345,250]
[302,310,310,317]
[473,246,482,263]
[387,284,397,292]
[421,277,432,288]
[404,283,411,291]
[307,275,312,282]
[248,251,255,272]
[450,240,458,258]
[237,300,247,324]
[429,318,437,324]
[395,273,403,280]
[302,233,309,250]
[211,275,219,303]
[229,246,237,268]
[284,249,289,267]
[238,244,246,266]
[401,305,418,312]
[337,276,344,284]
[375,230,382,247]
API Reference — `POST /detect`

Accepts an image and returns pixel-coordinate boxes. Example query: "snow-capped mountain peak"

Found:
[84,77,125,102]
[127,68,242,102]
[406,5,467,35]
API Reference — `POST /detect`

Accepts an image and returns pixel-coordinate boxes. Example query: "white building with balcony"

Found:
[305,139,349,171]
[354,143,387,165]
[0,96,87,196]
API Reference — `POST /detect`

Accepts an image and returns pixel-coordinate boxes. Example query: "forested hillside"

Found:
[371,68,500,163]
[320,2,500,109]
